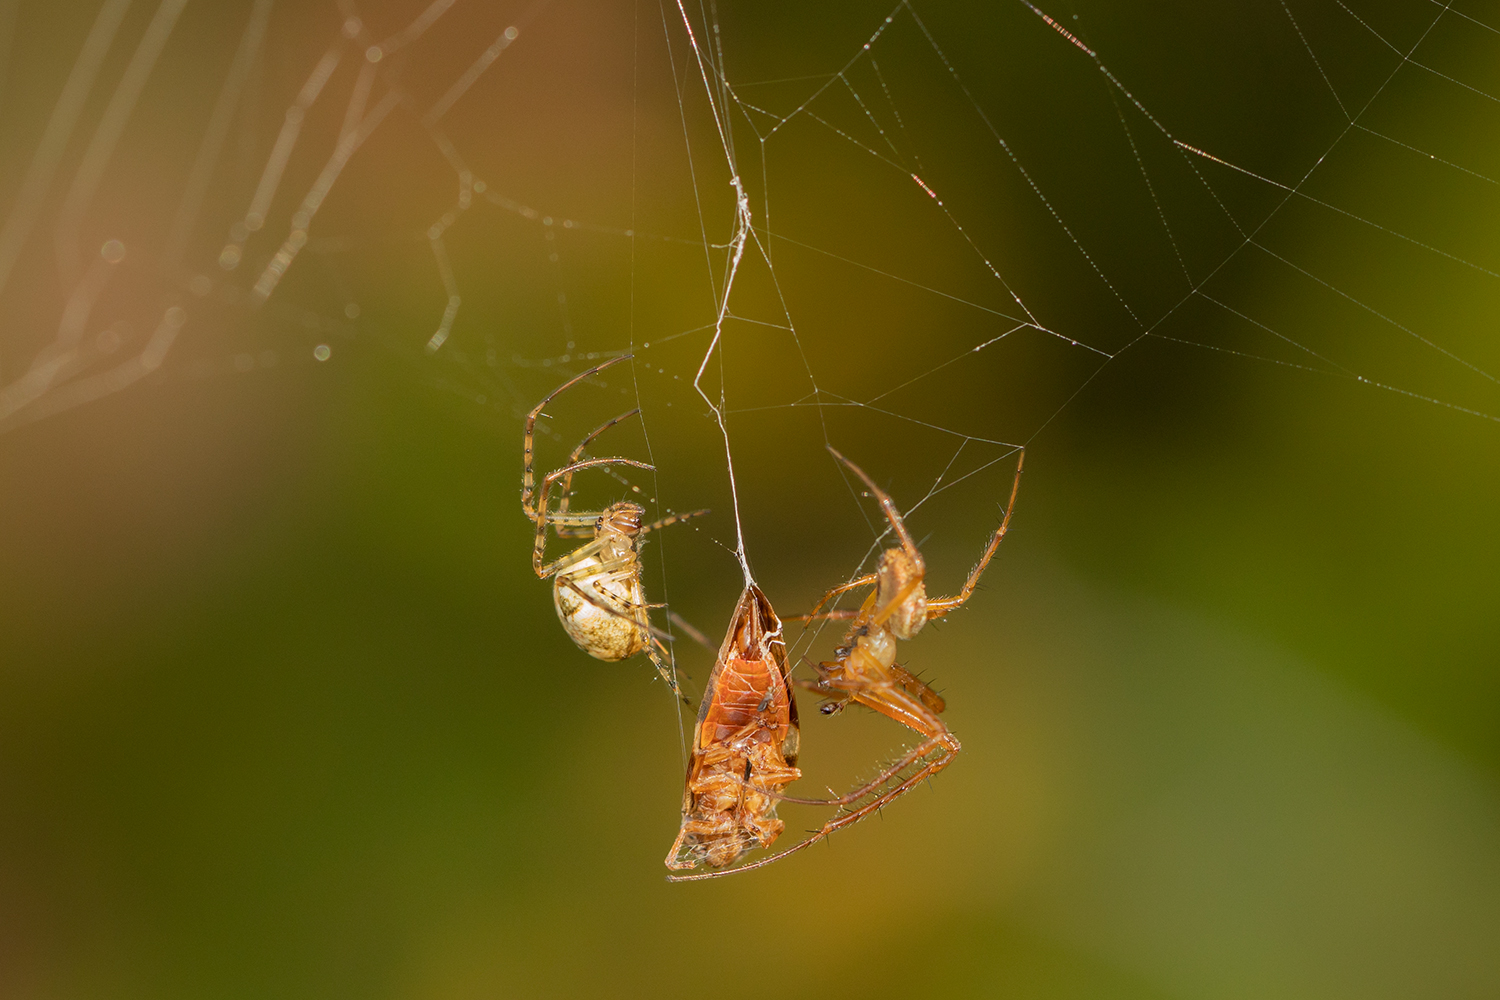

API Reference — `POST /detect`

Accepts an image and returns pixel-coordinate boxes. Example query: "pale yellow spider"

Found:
[521,357,705,702]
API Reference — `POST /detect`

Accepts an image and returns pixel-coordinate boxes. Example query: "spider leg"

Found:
[544,512,600,539]
[639,508,711,534]
[799,672,950,798]
[786,609,861,623]
[794,573,877,622]
[828,446,923,570]
[536,534,611,580]
[573,555,658,611]
[547,552,644,601]
[522,355,630,518]
[556,408,642,519]
[780,665,942,803]
[539,456,655,496]
[544,513,601,527]
[891,663,946,715]
[667,610,714,652]
[793,676,849,709]
[644,633,690,706]
[925,448,1025,619]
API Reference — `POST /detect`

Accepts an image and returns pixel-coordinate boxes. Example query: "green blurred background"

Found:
[2,1,1498,997]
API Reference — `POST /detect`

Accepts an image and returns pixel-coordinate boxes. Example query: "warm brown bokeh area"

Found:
[2,2,1498,997]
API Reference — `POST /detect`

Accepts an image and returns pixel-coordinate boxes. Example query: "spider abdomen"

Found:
[552,555,649,661]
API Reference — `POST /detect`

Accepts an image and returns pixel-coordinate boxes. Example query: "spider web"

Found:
[1,0,1497,850]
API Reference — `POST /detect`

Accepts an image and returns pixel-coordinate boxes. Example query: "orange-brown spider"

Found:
[671,444,1022,879]
[522,357,706,703]
[665,584,801,874]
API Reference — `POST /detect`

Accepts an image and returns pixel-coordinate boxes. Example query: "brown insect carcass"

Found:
[665,584,801,875]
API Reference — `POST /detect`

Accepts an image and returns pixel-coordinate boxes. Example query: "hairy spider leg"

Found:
[521,355,631,519]
[785,444,926,631]
[535,531,615,581]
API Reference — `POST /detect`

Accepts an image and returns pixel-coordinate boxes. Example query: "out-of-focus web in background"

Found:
[1,0,1498,591]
